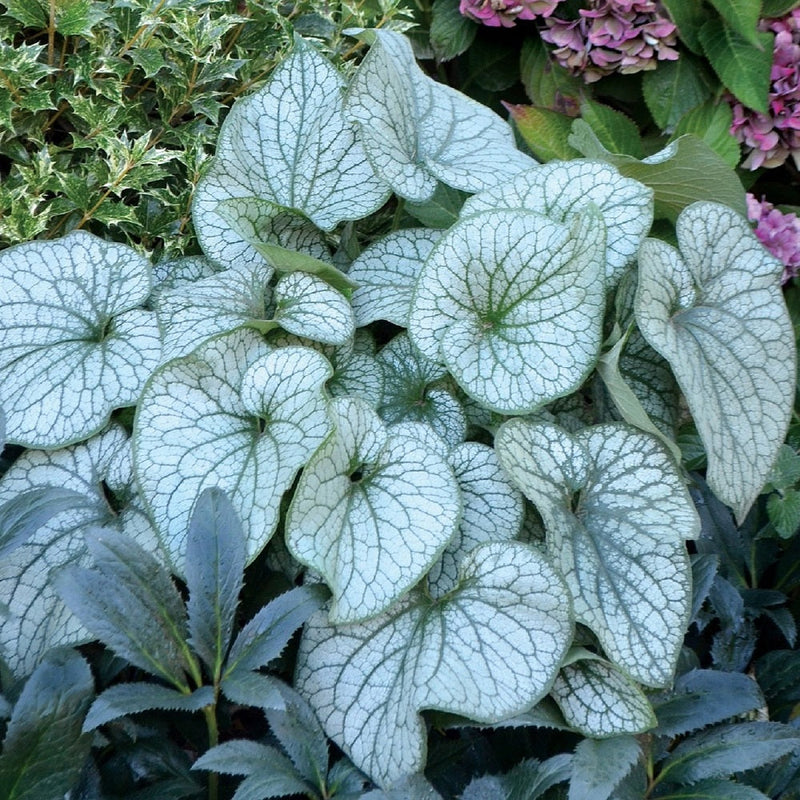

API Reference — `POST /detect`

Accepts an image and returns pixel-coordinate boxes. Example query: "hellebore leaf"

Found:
[635,202,795,522]
[296,542,573,787]
[0,231,160,449]
[495,421,698,686]
[285,396,461,623]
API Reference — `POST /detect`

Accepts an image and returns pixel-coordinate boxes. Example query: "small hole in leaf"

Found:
[349,469,364,483]
[256,417,267,434]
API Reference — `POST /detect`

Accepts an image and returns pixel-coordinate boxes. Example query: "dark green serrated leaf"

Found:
[520,36,583,112]
[463,755,572,800]
[466,36,520,92]
[698,22,773,113]
[642,54,714,130]
[83,684,214,731]
[651,669,764,738]
[580,101,644,158]
[55,528,194,689]
[0,487,88,559]
[0,649,93,800]
[185,487,246,677]
[707,0,764,47]
[224,584,328,677]
[361,774,443,800]
[768,490,800,538]
[671,101,740,167]
[660,0,708,52]
[221,669,286,711]
[762,0,800,15]
[659,723,800,785]
[764,445,800,492]
[506,104,581,163]
[430,0,477,61]
[569,736,641,800]
[653,779,772,799]
[755,650,800,722]
[690,554,719,624]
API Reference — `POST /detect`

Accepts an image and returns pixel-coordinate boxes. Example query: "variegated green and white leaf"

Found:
[550,658,656,737]
[495,421,698,686]
[285,396,460,623]
[272,272,354,345]
[0,231,161,449]
[296,542,573,787]
[428,441,524,597]
[157,263,274,362]
[378,333,466,448]
[409,208,606,414]
[151,255,220,298]
[344,29,535,202]
[635,202,795,522]
[0,427,157,676]
[193,37,388,269]
[134,330,332,574]
[461,161,652,286]
[350,228,443,326]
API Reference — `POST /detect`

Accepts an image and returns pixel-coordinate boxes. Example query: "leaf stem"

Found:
[203,701,220,800]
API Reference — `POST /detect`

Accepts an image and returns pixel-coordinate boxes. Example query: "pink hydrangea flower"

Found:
[459,0,564,28]
[729,9,800,170]
[746,193,800,283]
[541,0,678,83]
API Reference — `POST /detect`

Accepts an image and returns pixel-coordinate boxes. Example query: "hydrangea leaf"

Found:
[0,231,161,448]
[635,202,795,522]
[409,207,606,414]
[350,228,443,326]
[428,441,525,597]
[378,333,466,448]
[461,160,653,286]
[271,272,355,345]
[193,36,389,264]
[285,396,461,624]
[0,426,155,677]
[495,420,698,687]
[157,264,274,362]
[550,658,656,737]
[296,541,573,788]
[344,29,535,202]
[134,330,332,574]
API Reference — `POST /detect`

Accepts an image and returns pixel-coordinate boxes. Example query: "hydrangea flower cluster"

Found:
[459,0,563,28]
[729,9,800,170]
[540,0,678,83]
[746,193,800,283]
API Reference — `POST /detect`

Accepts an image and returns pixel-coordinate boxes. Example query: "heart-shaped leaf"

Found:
[0,231,160,448]
[344,29,535,202]
[296,542,573,787]
[495,421,698,686]
[378,333,466,448]
[193,36,388,268]
[461,160,653,287]
[134,330,332,574]
[409,207,606,414]
[635,202,795,522]
[0,426,153,676]
[285,396,461,623]
[350,228,443,327]
[550,657,656,737]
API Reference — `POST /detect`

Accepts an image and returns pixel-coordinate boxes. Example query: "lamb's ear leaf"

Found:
[55,528,194,689]
[377,332,466,448]
[635,202,795,522]
[134,330,332,574]
[271,272,354,345]
[568,736,642,800]
[0,231,160,449]
[296,542,573,788]
[428,441,524,597]
[409,207,605,414]
[350,228,443,327]
[83,684,215,731]
[193,37,388,273]
[286,396,461,623]
[344,29,534,202]
[658,722,800,785]
[224,584,329,676]
[461,160,652,287]
[0,649,94,798]
[495,420,698,687]
[550,658,656,737]
[0,427,147,677]
[185,488,246,677]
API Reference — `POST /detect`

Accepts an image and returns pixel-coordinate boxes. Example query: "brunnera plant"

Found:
[0,27,798,795]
